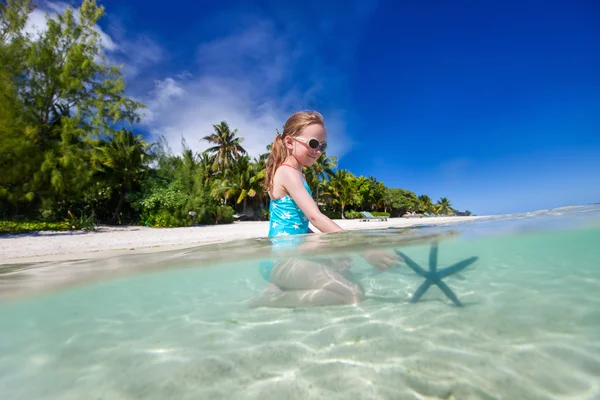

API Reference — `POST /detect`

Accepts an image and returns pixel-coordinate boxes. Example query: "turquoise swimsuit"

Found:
[259,171,312,281]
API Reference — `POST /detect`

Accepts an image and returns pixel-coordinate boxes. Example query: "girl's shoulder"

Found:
[271,165,307,200]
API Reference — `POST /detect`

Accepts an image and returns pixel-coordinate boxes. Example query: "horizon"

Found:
[24,0,600,215]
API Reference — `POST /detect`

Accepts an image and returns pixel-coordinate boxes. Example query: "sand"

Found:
[0,216,480,265]
[2,225,599,400]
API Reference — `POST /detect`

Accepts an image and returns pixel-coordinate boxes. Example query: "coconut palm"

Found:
[93,128,152,223]
[228,156,263,212]
[418,194,434,214]
[435,197,453,215]
[202,121,246,172]
[210,176,234,205]
[323,169,361,218]
[310,153,337,203]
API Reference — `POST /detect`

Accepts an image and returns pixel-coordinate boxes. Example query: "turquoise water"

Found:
[1,206,600,399]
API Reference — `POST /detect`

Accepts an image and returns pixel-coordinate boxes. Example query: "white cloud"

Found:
[138,14,357,160]
[22,1,117,51]
[20,1,371,161]
[141,74,293,158]
[20,0,162,84]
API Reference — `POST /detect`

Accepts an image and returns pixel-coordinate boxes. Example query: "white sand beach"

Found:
[0,216,480,264]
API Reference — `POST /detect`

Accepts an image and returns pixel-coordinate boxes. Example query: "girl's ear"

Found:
[284,136,294,150]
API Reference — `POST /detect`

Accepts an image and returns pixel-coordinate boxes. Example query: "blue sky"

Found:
[28,0,600,215]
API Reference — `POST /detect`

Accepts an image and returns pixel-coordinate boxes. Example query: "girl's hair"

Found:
[262,110,325,192]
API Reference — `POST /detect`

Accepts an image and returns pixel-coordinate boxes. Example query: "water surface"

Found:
[1,205,599,399]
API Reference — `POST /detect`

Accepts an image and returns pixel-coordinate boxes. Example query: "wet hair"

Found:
[262,110,325,192]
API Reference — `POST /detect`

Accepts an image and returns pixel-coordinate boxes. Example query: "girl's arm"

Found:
[281,169,343,233]
[281,168,402,269]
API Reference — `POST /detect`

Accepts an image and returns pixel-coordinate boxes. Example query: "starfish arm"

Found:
[429,242,438,273]
[410,280,432,302]
[439,256,479,279]
[395,250,428,278]
[436,280,463,307]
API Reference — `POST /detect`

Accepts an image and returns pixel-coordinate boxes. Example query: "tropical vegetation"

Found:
[0,0,471,233]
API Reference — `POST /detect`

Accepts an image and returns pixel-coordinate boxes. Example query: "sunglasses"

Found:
[292,136,328,152]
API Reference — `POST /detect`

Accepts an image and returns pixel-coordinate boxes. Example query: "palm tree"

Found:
[93,128,152,223]
[324,170,361,218]
[435,197,453,215]
[210,176,234,205]
[228,156,263,212]
[418,194,434,214]
[202,121,246,172]
[198,151,215,184]
[310,153,337,203]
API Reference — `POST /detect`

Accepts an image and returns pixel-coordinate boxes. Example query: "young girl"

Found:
[248,111,402,308]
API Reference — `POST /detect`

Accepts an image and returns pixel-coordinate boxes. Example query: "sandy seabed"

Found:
[2,225,599,400]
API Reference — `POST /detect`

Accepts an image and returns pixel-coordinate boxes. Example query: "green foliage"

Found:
[0,208,96,234]
[435,197,454,215]
[371,211,390,217]
[0,0,144,220]
[0,0,469,231]
[344,210,362,219]
[0,220,71,235]
[203,121,247,172]
[66,210,97,231]
[418,194,434,214]
[214,205,235,225]
[385,188,420,216]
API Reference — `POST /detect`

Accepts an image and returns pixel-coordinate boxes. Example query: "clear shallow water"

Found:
[1,205,600,399]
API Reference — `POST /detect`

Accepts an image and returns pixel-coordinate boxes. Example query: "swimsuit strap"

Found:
[280,163,300,169]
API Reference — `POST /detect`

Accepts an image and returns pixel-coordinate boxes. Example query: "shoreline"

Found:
[0,216,482,265]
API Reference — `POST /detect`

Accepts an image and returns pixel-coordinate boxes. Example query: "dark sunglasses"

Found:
[293,137,328,152]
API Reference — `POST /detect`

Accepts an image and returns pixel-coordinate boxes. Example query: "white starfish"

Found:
[293,223,300,230]
[281,211,292,220]
[276,231,289,236]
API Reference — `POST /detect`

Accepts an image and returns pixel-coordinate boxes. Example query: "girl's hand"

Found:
[362,249,404,271]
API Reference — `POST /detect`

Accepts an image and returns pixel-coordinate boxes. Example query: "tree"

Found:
[93,129,152,223]
[0,0,145,219]
[308,153,336,203]
[202,121,246,172]
[324,170,361,218]
[435,197,453,215]
[418,194,434,214]
[386,188,419,216]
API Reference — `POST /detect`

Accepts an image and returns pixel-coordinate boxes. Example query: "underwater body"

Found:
[1,205,600,399]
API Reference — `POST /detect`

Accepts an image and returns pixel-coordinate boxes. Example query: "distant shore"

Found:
[0,216,482,265]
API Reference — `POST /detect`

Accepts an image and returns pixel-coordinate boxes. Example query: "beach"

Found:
[0,216,480,264]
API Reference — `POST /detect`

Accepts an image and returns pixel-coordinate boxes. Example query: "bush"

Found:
[129,177,236,227]
[0,220,71,235]
[344,210,362,219]
[371,211,390,217]
[215,206,234,224]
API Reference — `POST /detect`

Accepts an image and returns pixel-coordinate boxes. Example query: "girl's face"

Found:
[286,124,327,167]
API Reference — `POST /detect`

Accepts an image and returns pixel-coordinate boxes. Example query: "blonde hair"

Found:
[263,110,325,192]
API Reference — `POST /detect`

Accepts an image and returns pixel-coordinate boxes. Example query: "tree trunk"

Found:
[341,204,345,219]
[111,186,126,224]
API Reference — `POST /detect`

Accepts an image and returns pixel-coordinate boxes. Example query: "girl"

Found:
[248,111,402,308]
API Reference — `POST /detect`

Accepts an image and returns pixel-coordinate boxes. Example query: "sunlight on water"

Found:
[1,205,599,399]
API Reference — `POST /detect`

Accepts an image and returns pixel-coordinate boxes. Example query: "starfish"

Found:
[394,242,478,307]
